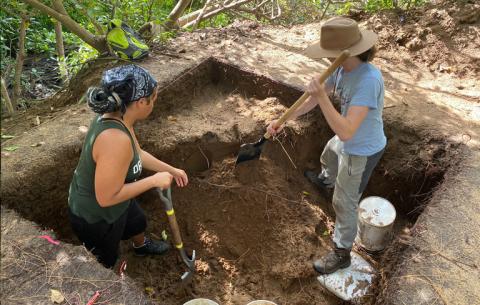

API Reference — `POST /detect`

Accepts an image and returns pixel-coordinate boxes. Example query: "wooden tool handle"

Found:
[167,213,184,249]
[264,50,350,139]
[157,188,184,249]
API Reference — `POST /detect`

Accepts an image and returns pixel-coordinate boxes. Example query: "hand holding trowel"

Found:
[235,50,350,165]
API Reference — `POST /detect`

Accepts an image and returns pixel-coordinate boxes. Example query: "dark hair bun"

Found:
[87,87,120,114]
[105,80,134,113]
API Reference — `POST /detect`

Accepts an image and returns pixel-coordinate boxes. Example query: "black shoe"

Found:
[304,170,334,196]
[313,247,351,274]
[304,170,333,188]
[134,238,171,256]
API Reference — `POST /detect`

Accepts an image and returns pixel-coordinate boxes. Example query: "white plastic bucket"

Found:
[356,196,396,252]
[183,299,219,305]
[246,301,277,305]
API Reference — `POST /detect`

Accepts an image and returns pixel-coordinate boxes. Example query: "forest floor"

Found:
[1,0,479,304]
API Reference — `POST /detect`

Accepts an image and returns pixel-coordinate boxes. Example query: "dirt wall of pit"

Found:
[376,148,480,305]
[1,207,149,304]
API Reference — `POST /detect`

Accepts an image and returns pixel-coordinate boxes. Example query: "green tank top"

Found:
[68,116,142,224]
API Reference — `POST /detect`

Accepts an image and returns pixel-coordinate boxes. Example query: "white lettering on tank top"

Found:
[133,159,142,175]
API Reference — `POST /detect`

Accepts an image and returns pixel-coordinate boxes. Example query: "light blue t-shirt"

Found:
[325,62,387,156]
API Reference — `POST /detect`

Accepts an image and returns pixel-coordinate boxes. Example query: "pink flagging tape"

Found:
[86,291,101,305]
[38,235,60,245]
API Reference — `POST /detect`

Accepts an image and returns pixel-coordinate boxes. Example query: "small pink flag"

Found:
[38,235,60,245]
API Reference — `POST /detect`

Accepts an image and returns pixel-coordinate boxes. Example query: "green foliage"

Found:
[337,2,354,15]
[199,13,232,29]
[405,0,428,8]
[66,1,111,34]
[25,18,56,54]
[1,0,169,82]
[65,43,98,75]
[4,146,19,151]
[153,29,177,44]
[277,0,325,25]
[0,0,294,76]
[113,0,194,29]
[0,13,19,60]
[337,0,428,14]
[277,0,429,23]
[364,0,395,11]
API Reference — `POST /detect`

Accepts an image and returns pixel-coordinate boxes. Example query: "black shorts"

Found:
[69,199,147,268]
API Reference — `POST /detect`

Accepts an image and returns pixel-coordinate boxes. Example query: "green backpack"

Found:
[107,19,149,60]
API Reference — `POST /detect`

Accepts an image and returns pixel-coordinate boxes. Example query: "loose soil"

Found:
[1,207,149,305]
[124,157,339,305]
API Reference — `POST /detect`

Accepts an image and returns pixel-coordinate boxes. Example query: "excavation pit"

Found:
[0,58,462,305]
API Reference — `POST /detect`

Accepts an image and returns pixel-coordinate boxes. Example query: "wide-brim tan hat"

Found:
[304,17,378,59]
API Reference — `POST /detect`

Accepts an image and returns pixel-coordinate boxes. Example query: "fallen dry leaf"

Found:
[78,126,88,133]
[145,287,155,296]
[50,289,64,303]
[30,141,46,147]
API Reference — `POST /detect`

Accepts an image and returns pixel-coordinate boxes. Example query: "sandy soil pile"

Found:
[365,0,479,77]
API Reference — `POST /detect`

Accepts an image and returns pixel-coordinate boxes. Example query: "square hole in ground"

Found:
[0,57,463,305]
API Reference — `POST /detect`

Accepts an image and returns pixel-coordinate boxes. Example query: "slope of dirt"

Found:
[366,0,480,78]
[374,148,480,305]
[0,207,148,305]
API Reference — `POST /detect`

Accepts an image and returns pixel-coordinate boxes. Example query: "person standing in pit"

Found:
[267,17,386,274]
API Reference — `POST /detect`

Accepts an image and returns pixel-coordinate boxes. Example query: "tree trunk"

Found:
[320,0,331,21]
[177,3,225,28]
[20,0,108,53]
[13,15,28,107]
[165,0,192,29]
[178,10,207,27]
[182,0,254,28]
[1,76,14,114]
[53,20,68,82]
[52,1,68,82]
[146,0,155,22]
[192,0,213,30]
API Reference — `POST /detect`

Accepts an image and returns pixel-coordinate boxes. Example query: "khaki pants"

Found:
[319,136,384,249]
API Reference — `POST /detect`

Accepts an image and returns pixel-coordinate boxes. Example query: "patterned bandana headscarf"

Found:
[102,64,157,103]
[87,64,157,114]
